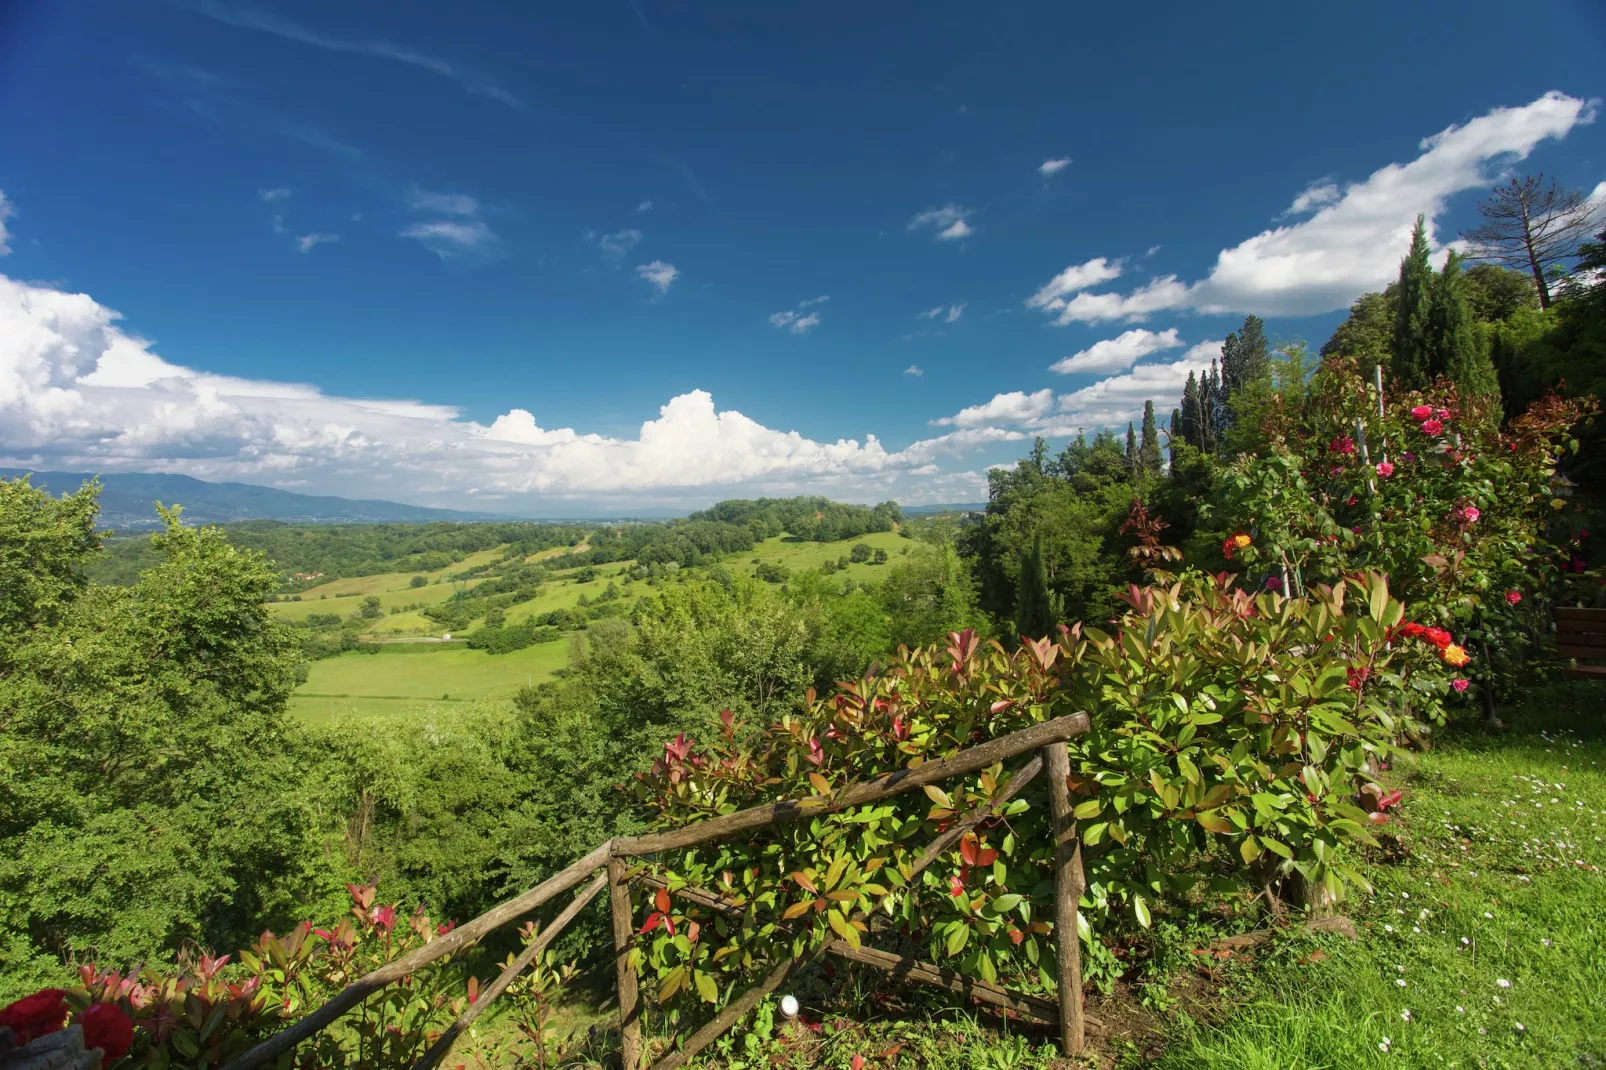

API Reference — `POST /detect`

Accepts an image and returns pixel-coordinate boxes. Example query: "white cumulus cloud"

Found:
[0,268,1002,506]
[932,388,1056,429]
[1023,258,1126,323]
[0,191,13,255]
[909,204,975,241]
[636,260,678,293]
[295,233,339,253]
[904,364,923,377]
[1039,157,1071,177]
[399,219,497,259]
[1028,92,1598,324]
[1050,327,1183,375]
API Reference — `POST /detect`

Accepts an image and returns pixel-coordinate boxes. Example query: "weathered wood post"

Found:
[1043,741,1085,1056]
[609,855,643,1070]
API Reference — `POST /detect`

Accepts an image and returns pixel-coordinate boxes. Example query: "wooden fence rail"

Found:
[217,713,1091,1070]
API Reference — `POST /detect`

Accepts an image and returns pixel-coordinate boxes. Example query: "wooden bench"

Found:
[1556,607,1606,679]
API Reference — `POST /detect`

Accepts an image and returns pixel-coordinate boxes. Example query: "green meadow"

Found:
[277,528,914,721]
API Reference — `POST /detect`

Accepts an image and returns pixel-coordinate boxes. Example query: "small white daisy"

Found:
[1497,978,1511,988]
[1396,978,1407,988]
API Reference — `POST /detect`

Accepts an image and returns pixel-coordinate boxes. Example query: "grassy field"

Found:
[279,529,911,720]
[288,640,569,723]
[726,530,912,584]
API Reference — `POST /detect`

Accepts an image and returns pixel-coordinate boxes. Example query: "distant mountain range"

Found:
[1,470,509,528]
[2,469,986,527]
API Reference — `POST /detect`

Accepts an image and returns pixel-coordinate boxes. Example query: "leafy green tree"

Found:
[872,548,888,564]
[410,575,428,588]
[849,542,872,564]
[0,476,102,665]
[1,486,326,987]
[1322,290,1396,366]
[1391,215,1436,388]
[1462,264,1538,322]
[1012,533,1056,640]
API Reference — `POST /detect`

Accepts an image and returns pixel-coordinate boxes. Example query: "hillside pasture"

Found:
[730,530,910,584]
[287,639,569,723]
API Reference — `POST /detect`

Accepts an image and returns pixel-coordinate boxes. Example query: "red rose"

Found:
[1505,590,1522,605]
[0,989,69,1045]
[1410,405,1433,420]
[1422,627,1452,649]
[77,1003,134,1061]
[1421,418,1444,435]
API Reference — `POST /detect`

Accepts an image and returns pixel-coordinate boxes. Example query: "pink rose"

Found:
[1410,405,1433,420]
[1376,461,1395,477]
[1451,678,1470,693]
[1421,419,1444,435]
[1460,506,1480,524]
[1436,408,1451,419]
[1505,590,1521,605]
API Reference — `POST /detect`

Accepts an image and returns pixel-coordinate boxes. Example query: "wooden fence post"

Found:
[1043,741,1085,1056]
[609,855,643,1070]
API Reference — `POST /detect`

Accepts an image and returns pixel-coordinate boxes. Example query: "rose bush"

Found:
[1205,358,1598,711]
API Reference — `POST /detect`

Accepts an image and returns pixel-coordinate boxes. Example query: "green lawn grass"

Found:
[1146,681,1606,1070]
[287,640,569,723]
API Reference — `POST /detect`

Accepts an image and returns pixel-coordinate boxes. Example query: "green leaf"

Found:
[1133,895,1151,929]
[991,893,1024,914]
[1072,798,1103,820]
[694,969,719,1004]
[945,921,970,956]
[1239,836,1262,864]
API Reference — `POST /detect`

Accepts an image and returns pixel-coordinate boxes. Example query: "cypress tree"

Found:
[1139,400,1162,474]
[1013,533,1055,640]
[1125,422,1139,474]
[1180,371,1201,447]
[1391,214,1435,388]
[1168,407,1182,467]
[1233,315,1270,390]
[1429,250,1489,393]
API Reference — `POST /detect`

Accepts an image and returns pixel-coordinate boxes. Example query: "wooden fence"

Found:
[218,713,1092,1070]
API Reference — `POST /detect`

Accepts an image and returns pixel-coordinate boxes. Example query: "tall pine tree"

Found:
[1013,533,1055,640]
[1124,422,1139,474]
[1139,400,1162,474]
[1220,315,1270,396]
[1168,408,1182,467]
[1180,371,1202,448]
[1428,250,1497,396]
[1391,214,1435,388]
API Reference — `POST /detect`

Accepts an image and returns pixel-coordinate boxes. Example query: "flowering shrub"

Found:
[1207,358,1598,707]
[630,570,1421,1007]
[0,883,575,1070]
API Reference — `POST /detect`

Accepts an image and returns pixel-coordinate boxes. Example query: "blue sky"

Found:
[1,1,1604,512]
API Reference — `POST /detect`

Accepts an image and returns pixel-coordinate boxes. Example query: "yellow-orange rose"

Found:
[1234,534,1252,548]
[1442,644,1470,667]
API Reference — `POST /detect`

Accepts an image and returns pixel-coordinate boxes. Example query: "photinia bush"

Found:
[629,570,1423,1010]
[2,882,575,1070]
